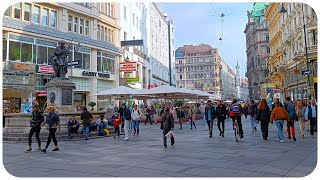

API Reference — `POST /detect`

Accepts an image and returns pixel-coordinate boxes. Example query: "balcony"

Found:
[277,61,288,71]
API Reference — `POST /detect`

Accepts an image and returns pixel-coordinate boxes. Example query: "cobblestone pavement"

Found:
[2,116,318,177]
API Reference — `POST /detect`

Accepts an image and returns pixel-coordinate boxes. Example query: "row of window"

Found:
[177,65,219,72]
[176,57,216,64]
[123,6,145,32]
[97,24,114,43]
[3,34,116,73]
[68,15,90,36]
[97,2,115,18]
[4,3,57,28]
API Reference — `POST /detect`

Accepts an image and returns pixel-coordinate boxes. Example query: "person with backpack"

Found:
[215,100,227,137]
[304,99,317,137]
[131,104,141,136]
[205,100,216,138]
[248,100,258,132]
[256,99,271,141]
[284,97,296,141]
[80,107,93,140]
[41,106,60,153]
[230,98,244,138]
[25,104,45,152]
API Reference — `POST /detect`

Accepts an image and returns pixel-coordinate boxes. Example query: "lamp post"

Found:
[164,13,172,86]
[280,3,311,100]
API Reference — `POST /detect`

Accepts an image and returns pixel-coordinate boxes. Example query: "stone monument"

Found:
[46,41,76,112]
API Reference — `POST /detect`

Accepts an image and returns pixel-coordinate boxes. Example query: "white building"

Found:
[2,2,122,111]
[220,60,236,100]
[119,2,151,90]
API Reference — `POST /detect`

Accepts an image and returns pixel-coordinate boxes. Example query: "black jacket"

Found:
[215,104,227,119]
[256,108,271,122]
[205,106,216,121]
[177,110,185,118]
[30,110,44,128]
[123,108,132,120]
[81,110,93,126]
[161,112,174,135]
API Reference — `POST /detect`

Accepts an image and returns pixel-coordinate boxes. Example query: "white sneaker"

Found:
[123,137,129,141]
[280,140,285,143]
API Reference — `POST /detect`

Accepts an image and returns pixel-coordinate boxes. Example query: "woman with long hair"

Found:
[256,99,271,141]
[160,107,175,148]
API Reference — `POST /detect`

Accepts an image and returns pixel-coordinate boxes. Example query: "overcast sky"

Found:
[162,2,253,77]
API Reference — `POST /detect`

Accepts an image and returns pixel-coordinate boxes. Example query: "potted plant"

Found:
[88,102,96,111]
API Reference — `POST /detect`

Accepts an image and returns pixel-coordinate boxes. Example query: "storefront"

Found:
[3,61,35,113]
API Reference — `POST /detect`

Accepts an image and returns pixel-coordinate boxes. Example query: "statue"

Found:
[51,41,69,78]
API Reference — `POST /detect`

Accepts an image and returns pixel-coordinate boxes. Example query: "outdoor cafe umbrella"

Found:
[92,86,138,97]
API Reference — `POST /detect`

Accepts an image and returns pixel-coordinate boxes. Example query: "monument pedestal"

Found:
[46,78,76,112]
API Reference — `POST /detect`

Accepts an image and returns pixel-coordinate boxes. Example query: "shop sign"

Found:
[4,61,35,73]
[120,62,137,72]
[82,71,110,78]
[126,77,139,82]
[37,65,54,74]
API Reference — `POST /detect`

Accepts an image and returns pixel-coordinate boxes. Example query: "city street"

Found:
[3,117,317,177]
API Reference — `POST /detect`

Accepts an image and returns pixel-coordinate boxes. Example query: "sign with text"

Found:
[121,40,143,47]
[82,71,110,78]
[4,61,35,73]
[120,62,137,72]
[302,70,311,75]
[126,77,139,82]
[37,65,54,74]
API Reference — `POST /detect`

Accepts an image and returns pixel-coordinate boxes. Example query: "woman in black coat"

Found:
[256,99,271,141]
[160,107,175,148]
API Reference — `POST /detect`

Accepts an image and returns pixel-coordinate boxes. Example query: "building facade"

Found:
[148,3,174,86]
[244,3,270,100]
[3,2,122,112]
[119,2,151,90]
[240,78,250,102]
[220,60,236,100]
[175,44,222,96]
[280,3,317,102]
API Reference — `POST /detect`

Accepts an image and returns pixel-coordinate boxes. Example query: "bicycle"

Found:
[233,119,241,142]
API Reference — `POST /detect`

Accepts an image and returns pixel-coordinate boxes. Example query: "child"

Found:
[113,114,122,139]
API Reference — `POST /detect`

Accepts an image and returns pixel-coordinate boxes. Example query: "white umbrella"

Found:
[92,86,138,96]
[137,85,197,96]
[224,100,232,103]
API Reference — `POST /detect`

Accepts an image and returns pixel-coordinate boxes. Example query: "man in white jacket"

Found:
[131,104,142,135]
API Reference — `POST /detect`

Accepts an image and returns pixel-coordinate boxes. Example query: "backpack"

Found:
[231,103,241,114]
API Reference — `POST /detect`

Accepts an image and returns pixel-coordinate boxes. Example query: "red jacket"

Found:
[113,119,122,126]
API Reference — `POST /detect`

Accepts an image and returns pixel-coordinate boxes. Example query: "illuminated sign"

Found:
[119,62,137,72]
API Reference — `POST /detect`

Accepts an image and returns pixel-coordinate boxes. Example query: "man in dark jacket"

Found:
[305,100,317,137]
[81,107,93,140]
[215,100,227,137]
[122,103,132,141]
[25,104,44,152]
[67,115,80,137]
[118,105,125,132]
[205,100,216,138]
[176,107,185,130]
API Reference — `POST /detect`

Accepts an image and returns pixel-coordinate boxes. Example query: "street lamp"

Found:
[280,3,311,100]
[164,13,172,86]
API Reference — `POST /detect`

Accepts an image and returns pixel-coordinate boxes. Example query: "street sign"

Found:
[121,40,143,47]
[126,77,139,82]
[68,60,79,66]
[302,70,311,75]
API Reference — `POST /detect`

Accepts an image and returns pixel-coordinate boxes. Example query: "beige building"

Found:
[175,44,222,96]
[2,2,122,112]
[280,3,317,101]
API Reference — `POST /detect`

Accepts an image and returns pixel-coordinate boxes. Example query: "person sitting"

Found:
[96,114,109,135]
[89,120,98,132]
[67,115,80,137]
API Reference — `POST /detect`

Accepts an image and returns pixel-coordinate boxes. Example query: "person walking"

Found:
[144,106,152,125]
[131,104,141,136]
[151,105,157,124]
[249,100,258,132]
[284,97,296,141]
[200,103,206,126]
[113,114,122,139]
[25,104,44,152]
[215,100,227,137]
[177,107,185,129]
[189,105,197,130]
[80,107,93,140]
[205,100,216,138]
[270,102,290,143]
[256,99,271,141]
[41,106,60,153]
[230,98,244,138]
[296,101,306,139]
[243,102,249,119]
[122,103,132,141]
[305,100,317,138]
[118,105,125,132]
[160,107,175,148]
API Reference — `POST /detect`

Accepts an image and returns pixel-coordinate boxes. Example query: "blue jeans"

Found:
[129,120,133,129]
[275,120,285,141]
[250,114,257,130]
[82,126,89,139]
[133,120,140,133]
[202,112,206,126]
